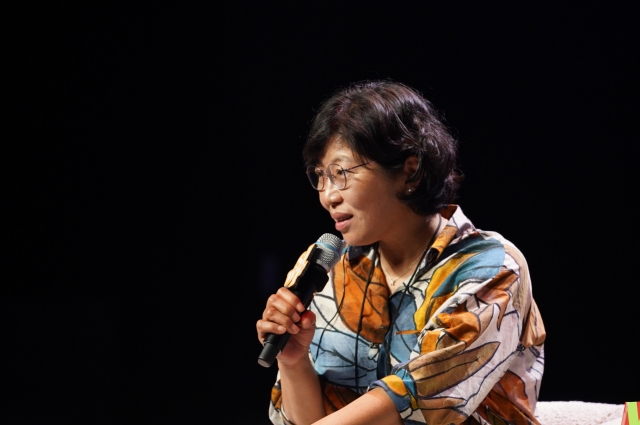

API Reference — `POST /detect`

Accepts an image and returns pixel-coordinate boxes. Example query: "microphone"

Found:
[258,233,344,368]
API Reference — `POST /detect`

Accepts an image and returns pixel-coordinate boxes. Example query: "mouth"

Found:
[332,213,353,223]
[332,213,353,232]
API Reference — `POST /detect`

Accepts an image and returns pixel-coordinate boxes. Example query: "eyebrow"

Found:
[318,154,354,167]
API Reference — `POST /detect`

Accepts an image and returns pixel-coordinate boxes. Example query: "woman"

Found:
[256,81,546,425]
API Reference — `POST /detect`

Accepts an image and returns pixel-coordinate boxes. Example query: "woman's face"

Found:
[317,137,411,247]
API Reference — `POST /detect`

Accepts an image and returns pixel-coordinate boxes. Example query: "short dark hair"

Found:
[303,80,463,216]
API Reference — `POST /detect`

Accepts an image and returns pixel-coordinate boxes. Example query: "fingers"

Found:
[298,310,316,330]
[264,288,304,319]
[258,310,299,335]
[273,287,306,313]
[256,308,316,334]
[256,319,287,343]
[258,287,306,337]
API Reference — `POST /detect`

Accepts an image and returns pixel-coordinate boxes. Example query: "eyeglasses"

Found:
[305,161,371,191]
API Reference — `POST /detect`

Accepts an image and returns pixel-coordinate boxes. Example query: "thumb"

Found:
[298,310,316,329]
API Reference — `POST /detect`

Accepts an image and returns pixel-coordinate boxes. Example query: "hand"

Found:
[256,287,317,366]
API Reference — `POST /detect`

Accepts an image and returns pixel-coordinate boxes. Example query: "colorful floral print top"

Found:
[269,205,546,425]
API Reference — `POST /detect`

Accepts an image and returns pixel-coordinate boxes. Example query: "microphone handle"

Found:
[258,263,329,368]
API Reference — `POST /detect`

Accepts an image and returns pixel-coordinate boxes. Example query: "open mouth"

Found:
[334,214,353,231]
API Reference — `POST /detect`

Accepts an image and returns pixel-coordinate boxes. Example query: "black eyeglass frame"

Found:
[305,161,372,191]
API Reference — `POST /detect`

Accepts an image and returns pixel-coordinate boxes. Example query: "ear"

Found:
[403,156,421,184]
[398,156,421,195]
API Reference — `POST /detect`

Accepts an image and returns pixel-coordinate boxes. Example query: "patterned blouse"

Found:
[269,205,546,425]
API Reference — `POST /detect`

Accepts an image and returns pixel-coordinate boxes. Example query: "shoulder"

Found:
[479,230,529,272]
[443,205,528,273]
[426,206,532,298]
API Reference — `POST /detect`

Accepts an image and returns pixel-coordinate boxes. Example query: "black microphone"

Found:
[258,233,344,368]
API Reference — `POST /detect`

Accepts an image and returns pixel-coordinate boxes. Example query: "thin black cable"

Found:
[314,249,349,360]
[382,215,442,374]
[354,242,378,392]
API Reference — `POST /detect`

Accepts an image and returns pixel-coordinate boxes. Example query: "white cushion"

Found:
[535,401,624,425]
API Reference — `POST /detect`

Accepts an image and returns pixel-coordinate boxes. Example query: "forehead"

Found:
[319,137,357,166]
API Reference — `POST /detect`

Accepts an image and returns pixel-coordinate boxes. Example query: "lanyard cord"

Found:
[314,253,348,361]
[382,215,442,375]
[353,242,378,392]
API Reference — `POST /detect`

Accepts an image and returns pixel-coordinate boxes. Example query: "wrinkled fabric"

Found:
[269,206,545,425]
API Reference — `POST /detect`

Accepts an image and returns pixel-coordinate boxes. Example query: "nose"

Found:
[320,179,342,209]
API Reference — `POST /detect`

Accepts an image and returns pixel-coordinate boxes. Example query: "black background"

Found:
[6,3,639,424]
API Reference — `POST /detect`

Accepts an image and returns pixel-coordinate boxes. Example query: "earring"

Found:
[406,188,414,194]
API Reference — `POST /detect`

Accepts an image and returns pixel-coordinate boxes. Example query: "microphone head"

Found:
[314,233,345,272]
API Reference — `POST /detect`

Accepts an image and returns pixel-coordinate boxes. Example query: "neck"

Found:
[378,213,443,275]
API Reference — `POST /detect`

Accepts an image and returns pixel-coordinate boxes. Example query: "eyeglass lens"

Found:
[306,164,347,191]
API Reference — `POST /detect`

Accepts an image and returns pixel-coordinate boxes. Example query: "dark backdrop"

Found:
[7,3,638,424]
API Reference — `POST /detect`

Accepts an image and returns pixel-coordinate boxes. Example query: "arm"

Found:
[312,388,402,425]
[278,347,324,425]
[257,287,325,424]
[276,328,402,425]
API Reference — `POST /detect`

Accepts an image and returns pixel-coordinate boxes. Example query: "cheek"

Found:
[355,196,391,224]
[348,191,375,211]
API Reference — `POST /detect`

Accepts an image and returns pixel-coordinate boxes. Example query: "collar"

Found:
[420,205,476,270]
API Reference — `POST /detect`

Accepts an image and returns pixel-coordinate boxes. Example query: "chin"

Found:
[341,233,376,248]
